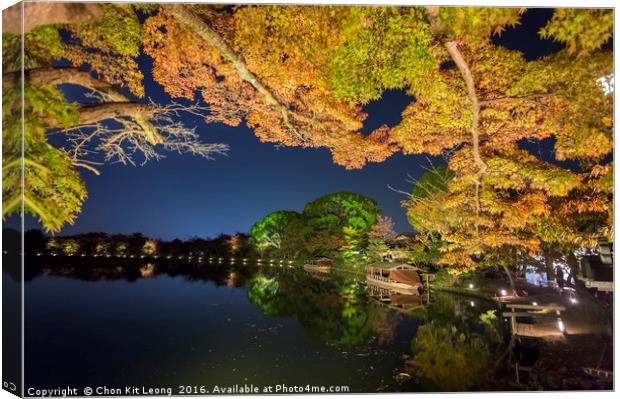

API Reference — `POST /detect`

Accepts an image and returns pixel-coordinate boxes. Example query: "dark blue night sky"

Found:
[26,85,429,240]
[15,8,571,241]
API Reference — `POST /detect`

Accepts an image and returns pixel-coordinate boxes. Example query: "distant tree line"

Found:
[3,228,256,258]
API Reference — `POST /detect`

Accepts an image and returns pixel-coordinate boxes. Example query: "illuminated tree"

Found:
[142,239,159,256]
[61,238,80,256]
[302,192,379,254]
[95,241,110,256]
[369,215,396,241]
[366,215,397,262]
[143,4,397,170]
[377,8,613,275]
[2,3,227,233]
[250,211,301,255]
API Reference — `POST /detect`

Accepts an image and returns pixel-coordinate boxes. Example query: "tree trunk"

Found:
[566,252,580,288]
[502,264,518,296]
[543,249,556,280]
[3,2,103,34]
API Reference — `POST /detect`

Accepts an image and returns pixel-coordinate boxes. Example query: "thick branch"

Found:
[75,103,155,126]
[44,102,154,129]
[2,2,103,34]
[164,4,301,140]
[4,67,111,91]
[425,6,487,220]
[425,6,487,177]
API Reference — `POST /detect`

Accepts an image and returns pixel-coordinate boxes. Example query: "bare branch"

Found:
[387,184,413,198]
[62,100,229,167]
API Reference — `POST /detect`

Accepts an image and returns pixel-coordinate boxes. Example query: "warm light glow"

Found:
[570,297,578,304]
[469,283,474,289]
[557,320,565,332]
[500,289,507,296]
[532,302,538,306]
[597,74,614,95]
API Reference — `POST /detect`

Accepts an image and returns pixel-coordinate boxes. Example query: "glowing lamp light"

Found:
[557,320,565,332]
[532,302,538,307]
[500,289,508,296]
[469,283,474,289]
[470,301,475,307]
[570,297,578,304]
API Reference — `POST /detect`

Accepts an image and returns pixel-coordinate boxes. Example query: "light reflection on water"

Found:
[21,261,503,393]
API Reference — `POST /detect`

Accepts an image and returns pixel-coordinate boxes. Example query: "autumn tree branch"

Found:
[163,4,303,141]
[479,93,557,106]
[425,6,487,221]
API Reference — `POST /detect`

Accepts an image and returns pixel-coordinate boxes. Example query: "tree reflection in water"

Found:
[25,258,509,391]
[406,294,505,391]
[247,274,292,316]
[246,270,378,349]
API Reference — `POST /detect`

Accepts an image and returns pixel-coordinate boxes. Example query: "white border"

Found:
[0,2,617,399]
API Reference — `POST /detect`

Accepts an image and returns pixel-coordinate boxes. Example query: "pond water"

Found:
[19,261,506,393]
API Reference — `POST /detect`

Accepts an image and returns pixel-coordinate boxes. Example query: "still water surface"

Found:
[22,263,500,393]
